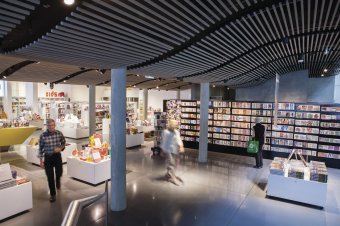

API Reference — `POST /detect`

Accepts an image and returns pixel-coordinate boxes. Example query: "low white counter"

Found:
[0,181,33,220]
[67,156,110,185]
[126,132,144,148]
[26,143,77,165]
[56,122,89,139]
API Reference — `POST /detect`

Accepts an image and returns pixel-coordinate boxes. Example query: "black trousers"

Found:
[255,143,264,167]
[44,153,63,196]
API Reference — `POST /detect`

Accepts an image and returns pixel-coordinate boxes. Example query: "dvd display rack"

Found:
[271,103,295,154]
[318,104,340,160]
[293,104,320,158]
[164,100,340,167]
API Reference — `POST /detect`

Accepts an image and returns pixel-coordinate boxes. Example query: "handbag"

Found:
[247,138,259,153]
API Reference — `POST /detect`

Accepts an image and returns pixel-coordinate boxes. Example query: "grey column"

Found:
[89,85,96,135]
[3,81,12,119]
[143,89,148,120]
[25,82,39,113]
[110,68,127,211]
[176,89,180,99]
[199,82,209,163]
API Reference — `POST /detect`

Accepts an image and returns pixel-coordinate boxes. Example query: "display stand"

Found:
[0,126,37,147]
[26,143,77,165]
[67,157,110,185]
[0,181,33,220]
[56,122,89,139]
[126,132,144,148]
[267,154,327,208]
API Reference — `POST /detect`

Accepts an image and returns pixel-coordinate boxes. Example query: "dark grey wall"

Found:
[236,70,337,103]
[190,84,235,100]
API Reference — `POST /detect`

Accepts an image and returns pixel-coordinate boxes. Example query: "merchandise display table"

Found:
[126,132,144,148]
[26,143,77,165]
[56,122,89,139]
[67,156,110,185]
[267,174,327,207]
[267,157,328,208]
[0,126,37,146]
[0,181,33,220]
[29,120,44,130]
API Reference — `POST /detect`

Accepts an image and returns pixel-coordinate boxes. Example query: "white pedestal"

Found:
[126,133,144,148]
[56,122,89,139]
[67,157,110,185]
[26,143,77,165]
[0,182,33,220]
[102,118,110,134]
[267,174,327,207]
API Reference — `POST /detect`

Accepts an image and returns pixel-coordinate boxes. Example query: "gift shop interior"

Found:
[0,1,340,226]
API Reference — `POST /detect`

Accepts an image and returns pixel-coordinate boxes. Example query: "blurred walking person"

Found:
[160,119,184,185]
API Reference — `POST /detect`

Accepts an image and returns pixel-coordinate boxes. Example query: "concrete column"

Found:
[143,89,148,120]
[199,82,209,163]
[3,81,12,119]
[89,85,96,135]
[176,89,180,99]
[110,68,127,211]
[25,82,39,113]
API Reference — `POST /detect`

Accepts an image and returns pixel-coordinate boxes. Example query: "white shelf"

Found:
[0,181,33,220]
[67,157,110,185]
[267,174,327,207]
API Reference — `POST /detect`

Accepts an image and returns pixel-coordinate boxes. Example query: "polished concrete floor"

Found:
[0,131,340,226]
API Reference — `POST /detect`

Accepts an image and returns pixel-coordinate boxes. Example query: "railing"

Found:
[61,180,109,226]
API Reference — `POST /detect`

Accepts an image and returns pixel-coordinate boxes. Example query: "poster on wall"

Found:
[273,73,280,127]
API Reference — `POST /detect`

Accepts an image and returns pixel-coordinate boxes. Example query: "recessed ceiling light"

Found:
[323,69,328,72]
[298,54,304,63]
[321,74,324,77]
[133,85,136,88]
[64,80,67,82]
[213,85,216,88]
[324,48,329,55]
[3,76,7,79]
[156,86,159,89]
[136,74,140,77]
[36,61,40,64]
[64,0,75,5]
[227,87,229,90]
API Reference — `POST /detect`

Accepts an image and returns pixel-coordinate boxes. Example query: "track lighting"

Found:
[324,48,329,55]
[323,69,328,72]
[64,0,75,6]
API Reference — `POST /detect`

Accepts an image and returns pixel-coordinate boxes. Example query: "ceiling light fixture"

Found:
[3,76,7,79]
[227,87,230,90]
[64,0,75,6]
[156,86,159,89]
[64,80,67,83]
[323,69,328,72]
[145,75,154,79]
[136,74,140,77]
[321,74,324,77]
[324,48,329,55]
[298,54,304,63]
[213,85,216,88]
[36,61,40,64]
[133,85,136,88]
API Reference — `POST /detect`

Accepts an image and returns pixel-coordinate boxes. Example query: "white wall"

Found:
[148,90,177,111]
[11,81,26,97]
[236,70,337,103]
[180,88,191,100]
[0,81,4,97]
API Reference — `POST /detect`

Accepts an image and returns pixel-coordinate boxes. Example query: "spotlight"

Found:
[298,54,304,63]
[64,0,75,6]
[3,76,6,79]
[323,69,328,72]
[63,80,67,83]
[50,83,54,89]
[324,48,329,55]
[213,85,216,88]
[321,74,324,77]
[133,85,136,88]
[227,87,230,90]
[136,74,140,77]
[36,61,40,64]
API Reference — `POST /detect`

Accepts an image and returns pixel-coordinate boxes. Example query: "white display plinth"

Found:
[0,182,33,220]
[26,143,77,165]
[67,157,110,185]
[56,122,89,139]
[102,118,110,134]
[267,174,327,207]
[136,125,154,133]
[126,133,144,148]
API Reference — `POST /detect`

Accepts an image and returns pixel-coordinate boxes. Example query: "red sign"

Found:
[46,92,65,97]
